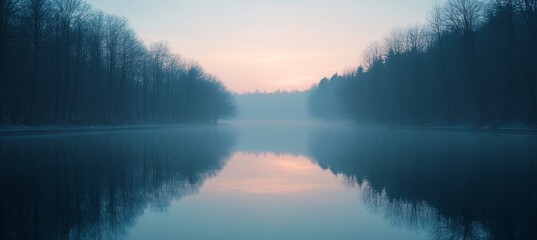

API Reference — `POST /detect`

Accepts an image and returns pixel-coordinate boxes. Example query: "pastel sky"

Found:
[85,0,439,93]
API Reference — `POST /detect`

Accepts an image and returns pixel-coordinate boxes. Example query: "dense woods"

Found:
[309,0,537,128]
[0,0,237,126]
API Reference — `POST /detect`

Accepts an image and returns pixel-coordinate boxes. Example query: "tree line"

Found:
[309,0,537,128]
[0,0,237,126]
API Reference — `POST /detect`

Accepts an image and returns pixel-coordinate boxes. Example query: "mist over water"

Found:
[234,91,310,122]
[1,0,537,239]
[1,123,535,240]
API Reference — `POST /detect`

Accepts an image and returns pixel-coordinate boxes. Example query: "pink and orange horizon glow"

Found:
[86,0,439,93]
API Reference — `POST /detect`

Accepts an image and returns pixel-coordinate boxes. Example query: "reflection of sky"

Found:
[128,152,430,240]
[203,152,339,194]
[85,0,440,93]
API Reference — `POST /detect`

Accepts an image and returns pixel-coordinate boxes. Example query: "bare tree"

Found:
[0,0,18,64]
[405,24,428,124]
[428,2,457,123]
[384,27,407,55]
[445,0,495,125]
[384,28,407,123]
[0,0,19,125]
[148,42,170,121]
[515,0,537,37]
[86,10,104,121]
[104,14,126,123]
[405,24,428,55]
[514,0,537,121]
[444,0,485,36]
[68,2,90,121]
[429,2,447,43]
[53,0,89,120]
[117,28,143,122]
[363,41,384,70]
[26,0,50,123]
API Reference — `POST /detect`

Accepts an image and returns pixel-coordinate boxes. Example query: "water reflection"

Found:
[308,128,537,240]
[202,152,338,194]
[232,121,316,155]
[128,150,427,240]
[1,124,536,240]
[0,127,236,240]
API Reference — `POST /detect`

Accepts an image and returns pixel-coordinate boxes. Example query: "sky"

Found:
[85,0,439,93]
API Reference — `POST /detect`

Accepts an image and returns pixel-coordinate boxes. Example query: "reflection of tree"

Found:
[308,128,537,240]
[0,127,236,240]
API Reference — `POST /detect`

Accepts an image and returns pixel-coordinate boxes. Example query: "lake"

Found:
[1,122,536,240]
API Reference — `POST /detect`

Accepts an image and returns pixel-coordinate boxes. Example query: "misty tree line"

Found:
[309,0,537,127]
[0,0,237,126]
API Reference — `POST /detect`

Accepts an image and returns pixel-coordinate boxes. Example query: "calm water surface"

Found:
[1,123,536,240]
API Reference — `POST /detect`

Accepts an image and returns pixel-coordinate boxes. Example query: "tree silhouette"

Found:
[309,0,537,128]
[0,0,237,126]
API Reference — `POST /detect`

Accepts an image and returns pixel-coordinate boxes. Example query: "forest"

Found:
[0,0,237,126]
[309,0,537,128]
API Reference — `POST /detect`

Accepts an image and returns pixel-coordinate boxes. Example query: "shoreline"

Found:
[2,121,537,137]
[0,123,226,137]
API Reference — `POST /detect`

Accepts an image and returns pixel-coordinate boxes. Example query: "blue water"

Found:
[1,122,535,239]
